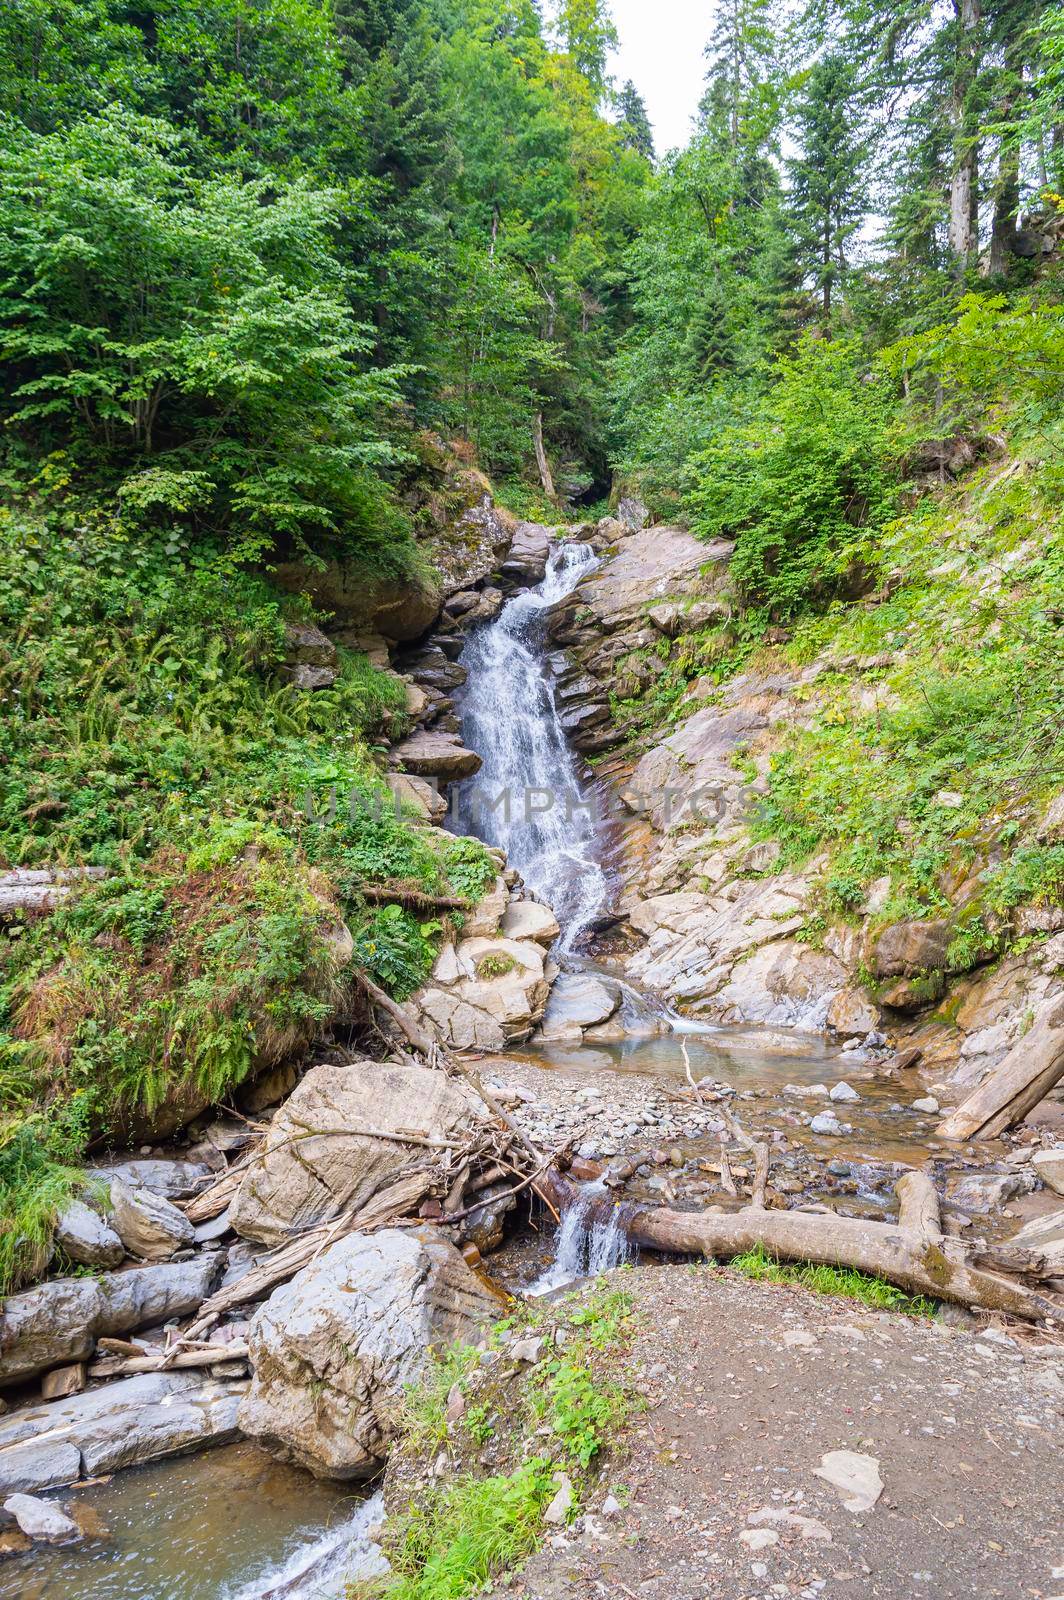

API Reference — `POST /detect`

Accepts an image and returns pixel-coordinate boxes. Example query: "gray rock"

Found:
[945,1171,1029,1213]
[829,1081,860,1104]
[0,1372,244,1492]
[1031,1147,1064,1196]
[229,1060,479,1248]
[54,1200,124,1269]
[90,1159,213,1200]
[392,730,482,780]
[499,521,552,586]
[810,1112,849,1136]
[911,1096,940,1114]
[540,973,620,1040]
[239,1228,498,1479]
[110,1179,195,1261]
[3,1493,79,1543]
[0,1255,222,1387]
[616,497,649,532]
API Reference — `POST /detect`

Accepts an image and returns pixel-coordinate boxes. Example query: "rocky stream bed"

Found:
[1,499,1062,1598]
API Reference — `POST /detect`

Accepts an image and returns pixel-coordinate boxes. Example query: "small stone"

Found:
[601,1494,622,1518]
[445,1383,466,1424]
[782,1330,818,1350]
[830,1082,860,1104]
[40,1364,86,1401]
[543,1473,574,1525]
[912,1097,939,1114]
[739,1527,779,1550]
[810,1112,849,1136]
[510,1336,544,1364]
[3,1494,80,1544]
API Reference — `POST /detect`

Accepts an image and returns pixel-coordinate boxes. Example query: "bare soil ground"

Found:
[491,1266,1063,1600]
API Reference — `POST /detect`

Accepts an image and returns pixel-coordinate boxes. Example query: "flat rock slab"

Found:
[0,1371,245,1493]
[485,1267,1064,1600]
[392,730,482,780]
[0,1255,222,1386]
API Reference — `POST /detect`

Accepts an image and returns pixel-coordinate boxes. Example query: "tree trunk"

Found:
[948,0,982,269]
[0,867,109,916]
[533,411,556,502]
[936,997,1064,1141]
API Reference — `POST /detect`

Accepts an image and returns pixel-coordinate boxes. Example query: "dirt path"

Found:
[492,1267,1063,1600]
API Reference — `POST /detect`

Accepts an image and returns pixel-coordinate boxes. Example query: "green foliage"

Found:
[684,338,899,614]
[353,905,439,1000]
[727,1243,937,1316]
[379,1285,637,1600]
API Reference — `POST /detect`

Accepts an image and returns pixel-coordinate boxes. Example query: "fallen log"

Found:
[359,885,473,912]
[936,996,1064,1140]
[0,866,109,916]
[540,1166,1060,1322]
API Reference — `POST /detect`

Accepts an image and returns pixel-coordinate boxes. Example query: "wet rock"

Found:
[230,1060,479,1247]
[54,1201,124,1270]
[461,1183,516,1255]
[540,973,620,1040]
[829,1081,860,1104]
[110,1179,195,1261]
[3,1494,79,1544]
[827,988,880,1039]
[240,1228,498,1479]
[0,1255,222,1387]
[911,1096,940,1114]
[392,730,481,780]
[810,1112,850,1136]
[499,521,552,587]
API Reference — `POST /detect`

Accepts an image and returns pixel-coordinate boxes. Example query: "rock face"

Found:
[0,1256,222,1387]
[413,934,552,1051]
[110,1179,196,1261]
[53,1200,124,1269]
[239,1228,499,1479]
[272,558,441,643]
[499,521,552,588]
[229,1060,480,1247]
[0,1371,244,1492]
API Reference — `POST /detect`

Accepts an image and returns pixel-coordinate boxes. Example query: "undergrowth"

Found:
[369,1285,637,1600]
[0,484,494,1290]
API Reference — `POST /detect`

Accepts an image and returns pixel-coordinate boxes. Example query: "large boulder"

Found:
[872,920,951,978]
[110,1179,195,1261]
[0,1256,222,1387]
[499,521,552,588]
[272,559,441,644]
[413,936,551,1051]
[539,973,620,1042]
[229,1061,480,1248]
[500,900,561,946]
[239,1228,499,1479]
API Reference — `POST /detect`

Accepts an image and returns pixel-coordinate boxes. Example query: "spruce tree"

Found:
[787,53,867,323]
[617,79,655,160]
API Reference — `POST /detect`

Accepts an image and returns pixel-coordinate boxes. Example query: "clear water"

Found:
[453,543,611,952]
[2,1443,383,1600]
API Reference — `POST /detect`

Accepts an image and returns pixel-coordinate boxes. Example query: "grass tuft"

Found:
[727,1242,937,1316]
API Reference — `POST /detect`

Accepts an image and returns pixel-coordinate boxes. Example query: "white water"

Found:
[529,1180,630,1295]
[224,1492,388,1600]
[454,543,611,953]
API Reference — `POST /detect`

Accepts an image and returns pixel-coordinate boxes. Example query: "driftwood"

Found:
[936,996,1064,1140]
[88,1342,249,1379]
[0,866,109,915]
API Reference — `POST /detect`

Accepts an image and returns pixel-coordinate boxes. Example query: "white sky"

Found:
[608,0,711,156]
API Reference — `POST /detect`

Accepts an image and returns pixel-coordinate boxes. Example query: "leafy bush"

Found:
[683,337,899,615]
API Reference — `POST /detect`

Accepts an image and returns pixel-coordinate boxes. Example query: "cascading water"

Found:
[529,1180,631,1295]
[453,543,611,954]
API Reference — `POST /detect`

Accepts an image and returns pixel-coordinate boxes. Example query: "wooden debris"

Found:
[936,996,1064,1140]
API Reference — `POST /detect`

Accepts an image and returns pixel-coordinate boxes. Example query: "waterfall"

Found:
[453,542,611,954]
[529,1180,631,1295]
